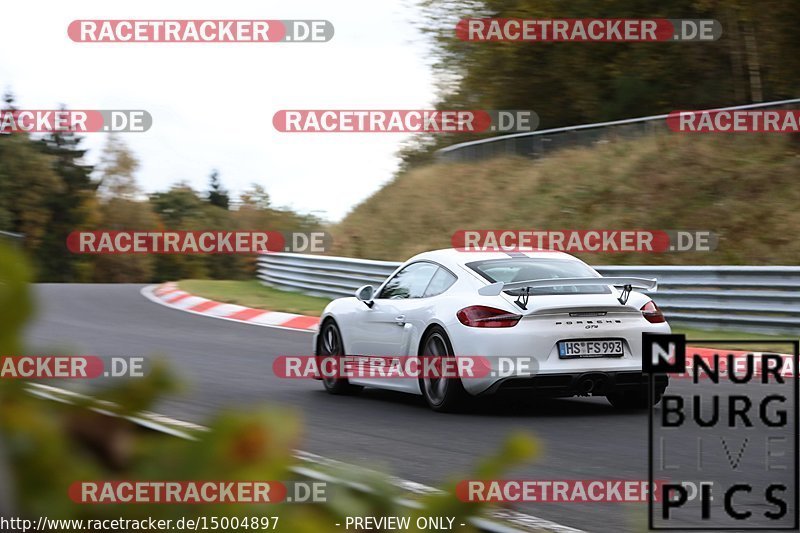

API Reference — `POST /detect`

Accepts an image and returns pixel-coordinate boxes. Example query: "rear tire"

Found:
[418,326,471,413]
[607,387,663,409]
[318,320,362,395]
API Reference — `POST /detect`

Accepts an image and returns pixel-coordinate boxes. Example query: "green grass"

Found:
[177,280,331,316]
[177,281,794,352]
[672,326,797,353]
[331,134,800,265]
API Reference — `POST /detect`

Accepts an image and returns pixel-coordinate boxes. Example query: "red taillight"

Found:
[641,301,665,323]
[457,306,521,328]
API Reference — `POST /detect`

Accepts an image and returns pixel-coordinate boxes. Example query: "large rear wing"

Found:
[478,276,657,305]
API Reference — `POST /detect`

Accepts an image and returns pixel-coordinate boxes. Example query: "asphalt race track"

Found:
[23,284,797,533]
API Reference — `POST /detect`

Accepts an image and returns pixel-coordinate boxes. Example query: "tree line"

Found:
[0,91,321,282]
[401,0,800,168]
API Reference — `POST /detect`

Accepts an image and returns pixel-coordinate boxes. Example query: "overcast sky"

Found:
[0,0,437,221]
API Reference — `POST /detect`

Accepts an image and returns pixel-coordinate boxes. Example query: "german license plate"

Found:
[558,339,624,358]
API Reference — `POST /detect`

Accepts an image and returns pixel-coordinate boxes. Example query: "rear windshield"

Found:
[466,258,611,295]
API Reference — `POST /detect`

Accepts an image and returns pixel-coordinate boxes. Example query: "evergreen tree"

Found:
[35,109,99,281]
[207,169,230,210]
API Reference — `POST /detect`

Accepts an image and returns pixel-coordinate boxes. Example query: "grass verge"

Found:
[671,326,796,353]
[332,134,800,265]
[176,281,794,352]
[177,280,331,316]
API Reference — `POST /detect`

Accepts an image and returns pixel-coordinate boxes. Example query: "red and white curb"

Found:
[142,282,320,332]
[142,283,793,376]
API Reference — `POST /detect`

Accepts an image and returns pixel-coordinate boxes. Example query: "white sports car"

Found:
[313,249,670,412]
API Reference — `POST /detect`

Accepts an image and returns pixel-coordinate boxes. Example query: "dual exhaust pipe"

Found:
[577,374,607,395]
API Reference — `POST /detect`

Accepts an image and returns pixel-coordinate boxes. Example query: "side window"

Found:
[378,262,438,300]
[423,267,457,297]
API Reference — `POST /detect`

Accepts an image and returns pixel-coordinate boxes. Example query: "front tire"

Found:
[317,320,362,395]
[418,327,471,413]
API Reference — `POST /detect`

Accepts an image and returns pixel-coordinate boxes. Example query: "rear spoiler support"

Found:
[516,287,532,310]
[617,284,632,305]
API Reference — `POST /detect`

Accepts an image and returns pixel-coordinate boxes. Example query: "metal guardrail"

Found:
[0,230,23,241]
[258,253,400,298]
[435,98,800,162]
[258,253,800,334]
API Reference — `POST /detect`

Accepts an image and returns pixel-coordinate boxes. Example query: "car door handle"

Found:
[395,315,406,326]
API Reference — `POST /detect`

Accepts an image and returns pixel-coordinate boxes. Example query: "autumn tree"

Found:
[0,93,62,271]
[97,133,140,200]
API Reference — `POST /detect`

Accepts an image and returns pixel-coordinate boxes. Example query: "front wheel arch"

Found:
[315,316,337,355]
[316,318,362,395]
